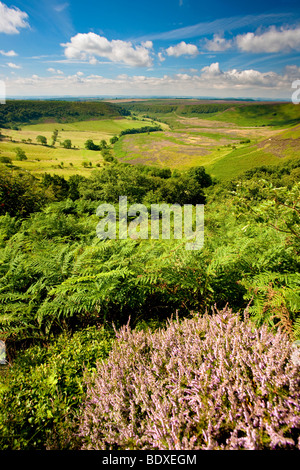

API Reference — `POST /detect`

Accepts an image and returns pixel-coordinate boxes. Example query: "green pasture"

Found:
[0,117,163,177]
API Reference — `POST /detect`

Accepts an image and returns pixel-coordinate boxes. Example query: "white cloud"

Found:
[0,1,29,34]
[165,41,198,57]
[61,32,153,67]
[158,52,165,62]
[141,41,153,49]
[89,57,98,65]
[4,63,296,99]
[204,34,232,52]
[0,49,17,57]
[236,26,300,53]
[201,62,222,77]
[47,67,64,74]
[7,62,21,69]
[200,62,288,89]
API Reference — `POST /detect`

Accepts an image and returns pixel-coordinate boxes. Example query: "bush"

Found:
[0,326,114,449]
[14,147,27,160]
[0,156,12,164]
[78,307,300,450]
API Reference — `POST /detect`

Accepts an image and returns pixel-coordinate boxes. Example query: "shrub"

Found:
[0,325,114,450]
[14,147,27,161]
[0,156,12,164]
[78,307,300,450]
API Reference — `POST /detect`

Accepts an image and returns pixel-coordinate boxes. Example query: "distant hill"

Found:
[208,102,300,128]
[0,100,130,128]
[121,99,300,128]
[120,99,237,116]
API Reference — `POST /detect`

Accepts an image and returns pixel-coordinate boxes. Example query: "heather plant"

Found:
[78,307,300,450]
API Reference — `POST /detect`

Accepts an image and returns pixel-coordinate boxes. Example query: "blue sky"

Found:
[0,0,300,98]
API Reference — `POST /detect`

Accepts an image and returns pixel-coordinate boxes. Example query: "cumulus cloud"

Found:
[200,62,285,88]
[201,62,222,76]
[236,25,300,53]
[141,41,153,49]
[204,34,232,52]
[7,62,21,69]
[165,41,199,57]
[61,32,153,67]
[0,49,17,57]
[0,2,29,34]
[47,67,64,74]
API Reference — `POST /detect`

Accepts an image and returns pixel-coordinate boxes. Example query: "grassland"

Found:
[1,99,300,180]
[0,116,164,177]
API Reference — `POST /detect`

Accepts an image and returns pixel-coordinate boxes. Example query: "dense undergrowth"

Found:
[0,156,299,449]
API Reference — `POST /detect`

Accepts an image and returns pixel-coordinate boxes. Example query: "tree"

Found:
[36,135,47,146]
[99,139,107,150]
[85,139,97,151]
[41,173,69,200]
[187,166,213,188]
[61,139,72,149]
[14,147,27,161]
[51,129,59,146]
[0,167,47,217]
[110,136,118,145]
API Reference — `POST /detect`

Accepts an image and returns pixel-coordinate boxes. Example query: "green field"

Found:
[1,99,300,181]
[0,116,165,177]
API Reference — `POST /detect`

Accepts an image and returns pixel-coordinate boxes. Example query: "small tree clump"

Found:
[78,307,300,450]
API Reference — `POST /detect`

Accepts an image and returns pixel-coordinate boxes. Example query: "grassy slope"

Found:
[203,102,300,128]
[116,101,300,179]
[207,123,300,180]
